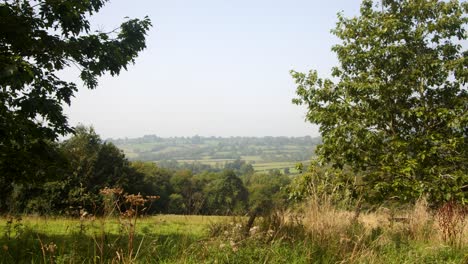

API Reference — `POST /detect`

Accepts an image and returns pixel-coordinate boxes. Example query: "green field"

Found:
[252,161,307,173]
[171,158,307,174]
[110,136,319,173]
[0,215,233,263]
[110,136,320,169]
[0,215,228,239]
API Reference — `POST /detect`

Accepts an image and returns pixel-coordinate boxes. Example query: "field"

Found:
[174,159,305,174]
[0,215,232,263]
[109,136,320,171]
[1,200,467,263]
[251,161,304,173]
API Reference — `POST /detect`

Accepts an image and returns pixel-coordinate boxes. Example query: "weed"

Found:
[3,215,24,240]
[436,201,467,247]
[98,188,160,263]
[37,234,58,264]
[0,202,467,263]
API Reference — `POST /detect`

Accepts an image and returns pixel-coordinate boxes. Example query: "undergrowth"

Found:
[0,198,467,263]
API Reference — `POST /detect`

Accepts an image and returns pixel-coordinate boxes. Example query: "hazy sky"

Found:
[63,0,364,139]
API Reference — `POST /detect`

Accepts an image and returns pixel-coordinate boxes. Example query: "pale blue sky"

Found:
[63,0,364,139]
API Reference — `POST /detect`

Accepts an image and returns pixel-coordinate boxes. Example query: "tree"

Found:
[131,161,173,213]
[244,171,290,214]
[170,170,202,214]
[0,0,151,183]
[0,141,68,213]
[224,158,254,175]
[0,126,146,214]
[292,0,467,204]
[242,171,290,236]
[204,170,248,215]
[60,126,144,213]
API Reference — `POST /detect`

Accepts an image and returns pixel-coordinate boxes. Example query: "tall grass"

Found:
[204,195,467,263]
[0,198,467,263]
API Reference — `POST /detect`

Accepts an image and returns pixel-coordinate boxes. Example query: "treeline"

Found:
[109,135,320,162]
[1,126,290,216]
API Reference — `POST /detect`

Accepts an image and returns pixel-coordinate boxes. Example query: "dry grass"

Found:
[1,199,466,263]
[251,196,468,263]
[302,196,354,237]
[302,197,467,247]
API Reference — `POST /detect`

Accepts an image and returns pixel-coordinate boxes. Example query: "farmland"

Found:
[109,136,320,172]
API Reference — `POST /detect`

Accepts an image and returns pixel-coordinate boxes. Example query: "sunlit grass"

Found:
[0,206,466,263]
[0,215,230,238]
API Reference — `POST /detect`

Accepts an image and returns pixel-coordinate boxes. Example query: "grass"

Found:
[1,200,467,263]
[0,215,231,263]
[0,215,225,237]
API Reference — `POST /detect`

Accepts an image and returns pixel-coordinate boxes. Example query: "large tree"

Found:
[60,126,145,214]
[292,0,467,204]
[0,0,151,182]
[204,170,249,215]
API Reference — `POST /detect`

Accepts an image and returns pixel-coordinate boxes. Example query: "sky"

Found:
[63,0,364,139]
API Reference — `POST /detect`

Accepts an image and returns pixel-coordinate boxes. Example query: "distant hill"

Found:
[109,136,321,167]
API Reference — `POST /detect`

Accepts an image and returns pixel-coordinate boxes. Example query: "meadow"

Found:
[1,199,467,264]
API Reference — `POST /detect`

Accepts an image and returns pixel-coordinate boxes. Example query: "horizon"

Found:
[106,134,322,141]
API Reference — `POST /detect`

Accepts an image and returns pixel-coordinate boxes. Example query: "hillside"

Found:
[109,136,320,171]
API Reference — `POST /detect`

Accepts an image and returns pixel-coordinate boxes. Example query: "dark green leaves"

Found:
[0,0,151,184]
[293,0,467,205]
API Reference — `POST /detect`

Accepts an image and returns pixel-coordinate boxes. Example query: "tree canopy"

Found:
[0,0,151,182]
[292,0,467,204]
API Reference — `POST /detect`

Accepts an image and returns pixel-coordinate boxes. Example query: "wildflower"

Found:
[100,187,124,196]
[249,226,259,236]
[121,208,136,218]
[45,242,57,253]
[124,193,147,207]
[80,209,88,218]
[267,229,274,237]
[147,195,160,201]
[230,240,238,252]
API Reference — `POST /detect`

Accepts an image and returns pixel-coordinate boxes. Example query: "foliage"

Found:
[169,170,203,214]
[292,0,468,204]
[224,158,255,175]
[0,90,311,218]
[0,126,269,216]
[204,170,249,215]
[59,126,145,214]
[243,171,291,215]
[0,140,68,212]
[0,0,151,185]
[130,161,172,213]
[287,161,360,210]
